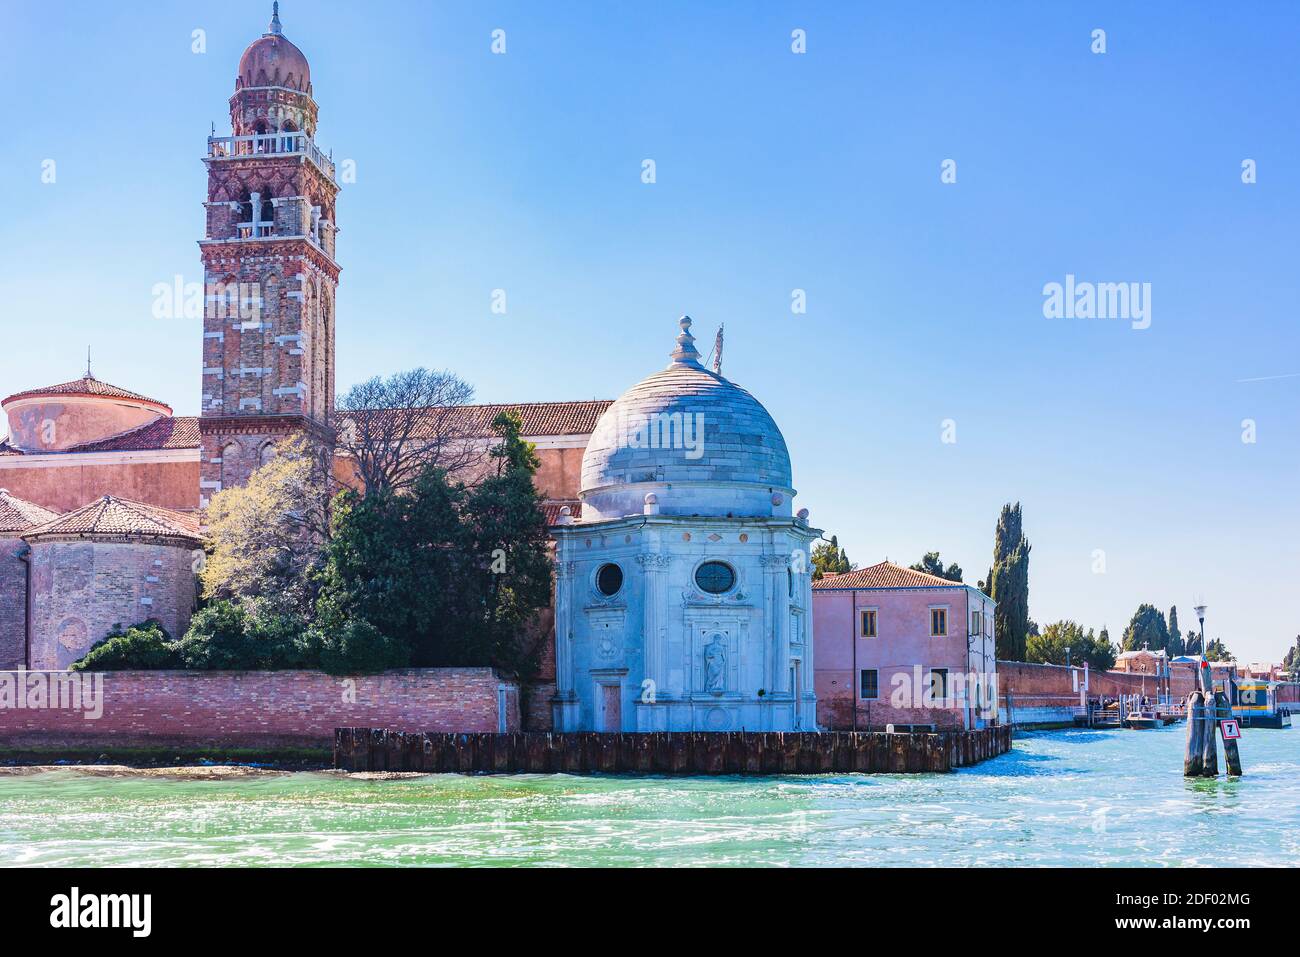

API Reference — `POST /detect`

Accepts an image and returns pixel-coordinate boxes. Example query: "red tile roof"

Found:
[341,400,612,439]
[812,561,968,590]
[0,491,60,534]
[25,495,201,544]
[542,500,582,526]
[67,416,200,453]
[2,375,171,412]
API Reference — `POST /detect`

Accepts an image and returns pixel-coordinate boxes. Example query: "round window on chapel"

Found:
[695,561,736,595]
[596,563,624,597]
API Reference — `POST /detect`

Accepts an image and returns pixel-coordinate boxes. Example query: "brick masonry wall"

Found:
[27,540,199,669]
[998,660,1192,708]
[0,538,25,670]
[0,668,519,750]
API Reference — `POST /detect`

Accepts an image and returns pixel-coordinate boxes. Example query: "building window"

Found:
[971,610,981,636]
[930,607,948,637]
[929,668,949,702]
[860,669,879,700]
[595,563,623,597]
[860,609,877,638]
[695,561,736,595]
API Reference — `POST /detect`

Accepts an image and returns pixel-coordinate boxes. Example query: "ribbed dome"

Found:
[579,318,793,521]
[237,6,311,93]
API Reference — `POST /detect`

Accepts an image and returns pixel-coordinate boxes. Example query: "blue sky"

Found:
[1,1,1297,663]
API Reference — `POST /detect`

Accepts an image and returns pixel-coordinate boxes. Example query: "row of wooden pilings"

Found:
[1184,688,1243,777]
[334,726,1013,775]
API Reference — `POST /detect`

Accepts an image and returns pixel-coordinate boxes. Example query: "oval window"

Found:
[695,561,736,594]
[596,563,623,597]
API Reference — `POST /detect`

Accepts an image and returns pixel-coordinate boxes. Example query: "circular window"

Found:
[695,561,736,594]
[596,563,624,597]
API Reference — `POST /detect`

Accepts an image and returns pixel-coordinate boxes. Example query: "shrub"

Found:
[309,618,411,676]
[71,622,182,672]
[176,600,313,670]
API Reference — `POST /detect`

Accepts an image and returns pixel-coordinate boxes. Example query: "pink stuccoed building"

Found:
[812,562,998,731]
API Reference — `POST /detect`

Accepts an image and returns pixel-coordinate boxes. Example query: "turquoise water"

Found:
[1,726,1297,867]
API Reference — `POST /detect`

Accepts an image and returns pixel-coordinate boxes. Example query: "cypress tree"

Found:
[989,502,1031,660]
[1167,606,1184,655]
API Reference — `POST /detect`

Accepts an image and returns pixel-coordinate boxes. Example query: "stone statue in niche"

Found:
[704,633,727,694]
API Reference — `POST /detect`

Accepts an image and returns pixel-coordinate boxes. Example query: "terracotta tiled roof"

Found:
[0,490,60,534]
[2,375,171,411]
[24,495,201,544]
[341,400,612,439]
[542,500,582,526]
[67,416,200,453]
[812,561,967,590]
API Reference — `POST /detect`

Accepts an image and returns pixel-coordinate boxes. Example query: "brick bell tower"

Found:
[198,2,339,508]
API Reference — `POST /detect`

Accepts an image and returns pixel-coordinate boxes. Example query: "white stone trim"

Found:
[0,448,199,470]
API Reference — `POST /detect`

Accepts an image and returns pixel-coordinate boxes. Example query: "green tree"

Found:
[910,551,963,582]
[1025,620,1116,670]
[315,411,553,679]
[1204,637,1233,662]
[811,535,854,581]
[1166,606,1184,656]
[1282,635,1300,676]
[1121,604,1169,652]
[988,503,1031,660]
[458,411,556,679]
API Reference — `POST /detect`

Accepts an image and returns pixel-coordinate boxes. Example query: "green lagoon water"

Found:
[2,726,1297,867]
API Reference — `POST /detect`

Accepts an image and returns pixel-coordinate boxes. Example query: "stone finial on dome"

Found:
[668,316,703,368]
[269,1,283,35]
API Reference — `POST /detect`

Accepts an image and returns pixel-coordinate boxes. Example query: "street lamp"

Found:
[1193,603,1207,657]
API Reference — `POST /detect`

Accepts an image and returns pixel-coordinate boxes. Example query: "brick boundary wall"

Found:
[0,668,519,750]
[997,661,1199,727]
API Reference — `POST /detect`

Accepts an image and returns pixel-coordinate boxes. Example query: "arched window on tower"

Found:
[219,441,241,490]
[253,120,270,153]
[260,191,276,236]
[281,120,299,155]
[259,442,277,468]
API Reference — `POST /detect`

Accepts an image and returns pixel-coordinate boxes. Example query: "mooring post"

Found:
[1183,691,1204,776]
[1200,686,1219,777]
[1214,689,1243,777]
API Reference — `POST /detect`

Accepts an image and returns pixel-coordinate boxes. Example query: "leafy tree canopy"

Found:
[811,535,855,581]
[1025,620,1116,671]
[910,551,963,582]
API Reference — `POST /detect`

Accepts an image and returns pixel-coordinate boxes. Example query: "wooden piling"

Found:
[333,727,1013,775]
[1184,691,1204,776]
[1214,690,1243,777]
[1200,689,1220,777]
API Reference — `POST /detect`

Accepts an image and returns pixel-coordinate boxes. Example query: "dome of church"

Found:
[579,317,793,520]
[237,5,311,93]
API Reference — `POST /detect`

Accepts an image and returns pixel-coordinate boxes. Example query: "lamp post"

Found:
[1194,604,1207,657]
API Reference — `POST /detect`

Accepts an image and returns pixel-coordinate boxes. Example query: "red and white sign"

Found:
[1220,719,1241,740]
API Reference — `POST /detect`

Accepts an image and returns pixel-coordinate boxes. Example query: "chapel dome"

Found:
[579,317,794,521]
[0,373,171,453]
[237,5,311,94]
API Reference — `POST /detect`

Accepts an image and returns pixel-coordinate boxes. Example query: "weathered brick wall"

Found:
[0,538,25,670]
[0,668,519,749]
[27,540,198,669]
[999,660,1186,707]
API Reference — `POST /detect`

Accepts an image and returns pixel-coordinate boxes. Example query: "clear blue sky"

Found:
[1,1,1297,663]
